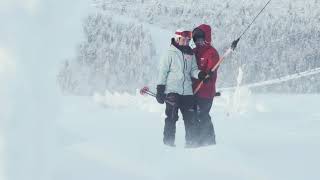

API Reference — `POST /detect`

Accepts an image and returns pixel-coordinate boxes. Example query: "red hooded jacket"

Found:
[192,24,220,99]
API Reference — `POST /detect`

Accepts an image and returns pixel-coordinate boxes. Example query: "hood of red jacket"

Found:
[195,24,212,45]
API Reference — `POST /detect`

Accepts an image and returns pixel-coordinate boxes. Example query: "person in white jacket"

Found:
[156,29,210,147]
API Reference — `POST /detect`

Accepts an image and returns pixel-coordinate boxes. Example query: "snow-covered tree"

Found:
[59,0,320,94]
[58,13,156,95]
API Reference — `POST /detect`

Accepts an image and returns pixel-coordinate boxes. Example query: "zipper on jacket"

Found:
[182,52,186,95]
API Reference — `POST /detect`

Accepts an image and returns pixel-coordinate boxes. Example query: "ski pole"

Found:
[194,48,233,94]
[140,86,221,104]
[237,0,272,40]
[140,87,176,106]
[194,0,272,94]
[141,86,221,101]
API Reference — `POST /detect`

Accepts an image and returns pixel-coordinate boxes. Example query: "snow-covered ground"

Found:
[4,81,320,180]
[1,0,320,180]
[54,92,320,180]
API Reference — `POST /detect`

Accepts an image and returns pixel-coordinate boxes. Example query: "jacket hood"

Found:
[195,24,212,44]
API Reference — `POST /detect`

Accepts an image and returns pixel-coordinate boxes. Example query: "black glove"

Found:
[198,71,213,83]
[156,85,166,104]
[215,92,221,97]
[231,38,240,50]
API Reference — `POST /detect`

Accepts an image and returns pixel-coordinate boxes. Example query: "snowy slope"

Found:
[53,92,320,180]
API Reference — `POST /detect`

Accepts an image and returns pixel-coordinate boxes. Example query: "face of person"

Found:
[195,38,205,46]
[192,28,206,46]
[177,37,191,46]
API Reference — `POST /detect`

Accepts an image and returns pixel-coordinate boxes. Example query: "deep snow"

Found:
[56,92,320,180]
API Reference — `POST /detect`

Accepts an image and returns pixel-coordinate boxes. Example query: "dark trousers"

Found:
[195,97,216,146]
[163,93,199,146]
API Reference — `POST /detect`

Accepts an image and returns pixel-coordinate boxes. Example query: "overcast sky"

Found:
[0,0,93,128]
[0,0,92,72]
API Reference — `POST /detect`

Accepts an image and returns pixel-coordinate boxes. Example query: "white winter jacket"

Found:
[158,45,200,95]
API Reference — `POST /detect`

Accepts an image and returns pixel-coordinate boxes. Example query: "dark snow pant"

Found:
[195,97,216,146]
[163,93,199,147]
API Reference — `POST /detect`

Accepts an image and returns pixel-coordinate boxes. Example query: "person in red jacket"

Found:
[192,24,219,146]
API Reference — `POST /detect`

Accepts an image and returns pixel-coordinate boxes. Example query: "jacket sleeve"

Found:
[190,55,201,79]
[157,51,171,85]
[207,48,220,73]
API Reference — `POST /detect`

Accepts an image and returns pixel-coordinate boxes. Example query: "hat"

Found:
[174,29,192,40]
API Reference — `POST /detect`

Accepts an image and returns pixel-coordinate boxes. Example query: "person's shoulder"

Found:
[163,45,175,56]
[208,46,219,56]
[208,45,217,52]
[168,45,179,54]
[160,46,174,60]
